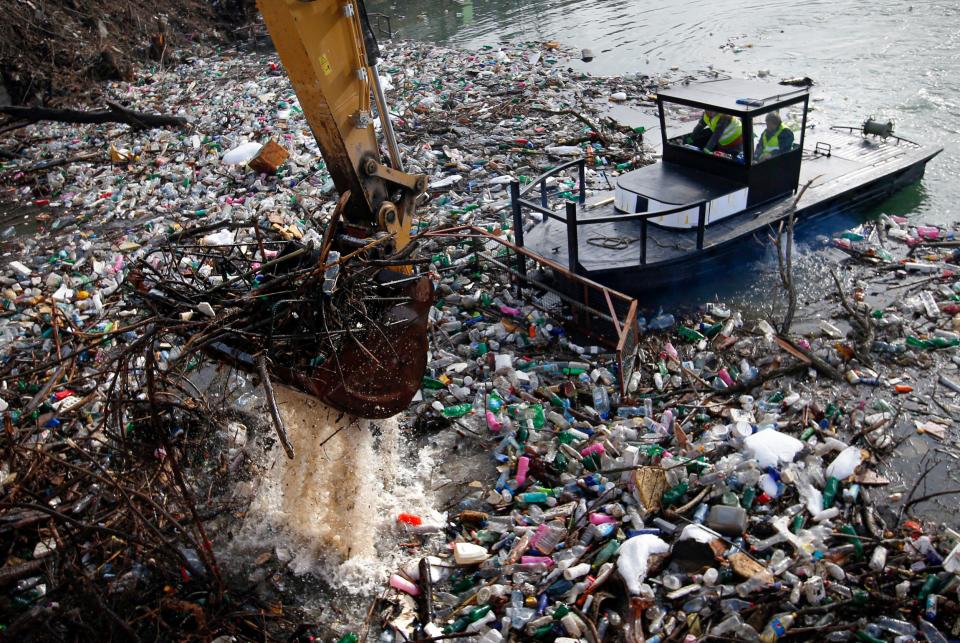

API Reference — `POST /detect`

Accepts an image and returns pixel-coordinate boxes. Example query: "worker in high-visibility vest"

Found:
[754,112,795,162]
[688,110,743,156]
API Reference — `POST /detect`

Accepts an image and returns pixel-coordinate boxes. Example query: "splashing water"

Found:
[236,384,441,595]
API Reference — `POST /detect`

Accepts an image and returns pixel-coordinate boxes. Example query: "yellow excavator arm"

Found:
[253,0,432,419]
[256,0,426,253]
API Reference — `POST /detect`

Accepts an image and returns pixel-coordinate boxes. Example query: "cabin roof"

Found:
[658,79,809,115]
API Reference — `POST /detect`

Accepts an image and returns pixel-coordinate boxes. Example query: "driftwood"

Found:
[0,101,187,130]
[775,334,843,381]
[530,105,609,145]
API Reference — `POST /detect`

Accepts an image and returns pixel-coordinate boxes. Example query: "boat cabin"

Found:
[615,79,809,229]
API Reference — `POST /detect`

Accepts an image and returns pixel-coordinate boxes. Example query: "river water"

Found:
[368,0,958,314]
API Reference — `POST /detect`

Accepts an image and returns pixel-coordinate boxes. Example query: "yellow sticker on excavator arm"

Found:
[317,54,332,76]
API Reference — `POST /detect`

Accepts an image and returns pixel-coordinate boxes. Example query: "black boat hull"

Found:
[580,159,929,294]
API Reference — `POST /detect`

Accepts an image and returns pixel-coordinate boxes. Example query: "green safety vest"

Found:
[759,124,787,159]
[703,113,743,149]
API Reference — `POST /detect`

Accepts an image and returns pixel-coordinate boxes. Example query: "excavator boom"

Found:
[256,0,425,250]
[253,0,432,419]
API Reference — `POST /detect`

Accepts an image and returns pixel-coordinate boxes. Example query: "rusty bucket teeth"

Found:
[270,270,433,419]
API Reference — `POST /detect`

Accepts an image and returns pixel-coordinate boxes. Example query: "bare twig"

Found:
[772,178,819,335]
[829,269,874,364]
[898,459,937,525]
[530,105,609,145]
[257,354,295,459]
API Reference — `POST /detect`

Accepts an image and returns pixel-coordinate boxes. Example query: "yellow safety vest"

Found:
[759,124,787,159]
[703,113,742,149]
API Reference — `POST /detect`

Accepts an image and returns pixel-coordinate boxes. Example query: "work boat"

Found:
[513,79,942,293]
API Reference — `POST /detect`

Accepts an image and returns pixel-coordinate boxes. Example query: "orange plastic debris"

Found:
[903,520,923,536]
[397,513,422,526]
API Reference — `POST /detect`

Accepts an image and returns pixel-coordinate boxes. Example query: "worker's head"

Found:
[765,112,782,133]
[704,110,717,119]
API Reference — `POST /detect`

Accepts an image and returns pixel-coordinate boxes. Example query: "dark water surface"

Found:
[368,0,958,313]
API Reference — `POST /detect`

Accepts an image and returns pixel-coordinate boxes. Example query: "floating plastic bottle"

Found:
[442,403,473,418]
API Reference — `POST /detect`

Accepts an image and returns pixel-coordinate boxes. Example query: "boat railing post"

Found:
[696,202,706,251]
[540,179,548,210]
[565,201,579,274]
[578,159,586,205]
[510,180,524,246]
[640,217,647,265]
[510,180,527,283]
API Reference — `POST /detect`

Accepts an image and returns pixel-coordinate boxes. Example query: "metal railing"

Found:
[368,12,393,39]
[424,225,640,397]
[509,158,713,274]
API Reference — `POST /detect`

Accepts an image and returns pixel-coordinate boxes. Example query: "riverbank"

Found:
[0,0,255,106]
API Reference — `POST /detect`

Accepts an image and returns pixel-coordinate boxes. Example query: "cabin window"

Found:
[663,102,745,162]
[750,108,801,164]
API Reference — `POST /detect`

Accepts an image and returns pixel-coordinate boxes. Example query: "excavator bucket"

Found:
[133,218,432,422]
[270,269,433,418]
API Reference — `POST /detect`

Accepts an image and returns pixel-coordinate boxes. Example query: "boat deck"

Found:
[523,129,940,275]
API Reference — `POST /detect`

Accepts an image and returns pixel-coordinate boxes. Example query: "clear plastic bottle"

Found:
[869,545,888,571]
[803,576,825,605]
[917,618,948,643]
[736,575,773,597]
[759,612,795,642]
[505,590,535,629]
[661,573,685,591]
[873,616,916,637]
[711,614,745,636]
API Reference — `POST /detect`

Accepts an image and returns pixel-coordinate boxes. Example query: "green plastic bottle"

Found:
[519,492,549,504]
[517,423,529,444]
[840,524,863,559]
[907,336,960,349]
[468,605,492,622]
[526,404,546,429]
[552,451,568,473]
[686,456,708,474]
[854,630,883,643]
[592,539,620,566]
[442,403,473,418]
[422,376,445,390]
[677,326,706,342]
[918,574,938,602]
[822,477,840,509]
[662,482,688,507]
[450,573,477,593]
[646,445,664,459]
[791,513,805,534]
[583,452,601,472]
